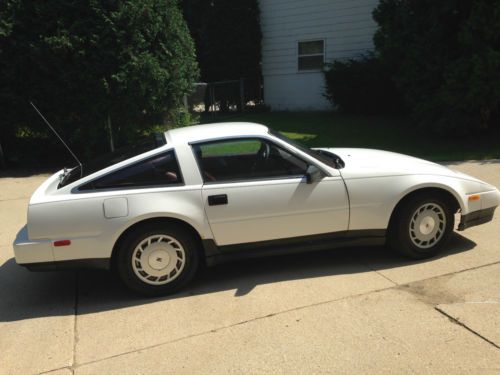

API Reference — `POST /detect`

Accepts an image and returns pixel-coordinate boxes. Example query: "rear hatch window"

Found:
[58,133,166,188]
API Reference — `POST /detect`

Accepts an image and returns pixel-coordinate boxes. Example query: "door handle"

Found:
[208,194,228,206]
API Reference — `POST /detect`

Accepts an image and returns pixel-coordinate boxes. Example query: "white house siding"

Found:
[260,0,379,110]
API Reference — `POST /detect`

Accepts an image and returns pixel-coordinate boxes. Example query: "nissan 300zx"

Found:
[13,123,500,295]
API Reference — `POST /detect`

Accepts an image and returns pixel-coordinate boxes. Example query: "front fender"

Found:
[344,174,478,231]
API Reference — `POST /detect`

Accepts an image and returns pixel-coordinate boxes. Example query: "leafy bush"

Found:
[167,107,200,128]
[373,0,500,134]
[0,0,199,166]
[324,54,405,115]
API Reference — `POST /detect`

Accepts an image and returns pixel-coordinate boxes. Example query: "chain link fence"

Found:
[187,78,263,115]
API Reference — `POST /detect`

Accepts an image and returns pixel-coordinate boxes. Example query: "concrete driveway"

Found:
[0,161,499,374]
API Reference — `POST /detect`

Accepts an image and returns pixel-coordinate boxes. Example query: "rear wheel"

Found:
[116,223,200,296]
[388,193,454,259]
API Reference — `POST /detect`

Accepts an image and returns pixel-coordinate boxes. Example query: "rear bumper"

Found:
[13,225,109,271]
[13,225,54,265]
[458,206,496,231]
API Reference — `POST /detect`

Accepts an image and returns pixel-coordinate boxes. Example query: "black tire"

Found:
[388,193,454,259]
[116,222,200,296]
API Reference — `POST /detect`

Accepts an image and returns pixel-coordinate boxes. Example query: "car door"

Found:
[192,137,349,246]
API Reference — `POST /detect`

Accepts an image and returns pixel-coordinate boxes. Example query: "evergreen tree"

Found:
[0,0,199,163]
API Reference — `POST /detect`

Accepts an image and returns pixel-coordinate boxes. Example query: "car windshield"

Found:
[269,130,343,169]
[58,133,166,188]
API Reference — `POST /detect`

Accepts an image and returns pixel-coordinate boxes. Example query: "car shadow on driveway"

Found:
[0,233,476,322]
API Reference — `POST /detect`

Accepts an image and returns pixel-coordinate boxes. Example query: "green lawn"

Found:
[200,112,500,162]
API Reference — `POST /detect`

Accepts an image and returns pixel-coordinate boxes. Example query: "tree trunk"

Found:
[239,78,245,112]
[0,140,5,169]
[107,112,115,152]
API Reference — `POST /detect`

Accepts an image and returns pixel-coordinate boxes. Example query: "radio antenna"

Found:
[29,101,83,174]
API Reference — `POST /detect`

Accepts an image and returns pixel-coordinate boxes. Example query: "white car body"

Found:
[13,122,500,270]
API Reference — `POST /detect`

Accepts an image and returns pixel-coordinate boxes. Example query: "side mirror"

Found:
[305,165,324,184]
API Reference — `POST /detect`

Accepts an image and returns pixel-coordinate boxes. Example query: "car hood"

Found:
[318,148,481,182]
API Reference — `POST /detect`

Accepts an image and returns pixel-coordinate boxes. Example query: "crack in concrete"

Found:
[435,306,499,350]
[62,259,500,371]
[39,366,73,374]
[371,269,398,286]
[70,283,397,370]
[355,257,399,286]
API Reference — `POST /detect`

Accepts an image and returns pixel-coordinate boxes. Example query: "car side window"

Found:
[193,138,308,183]
[79,150,182,191]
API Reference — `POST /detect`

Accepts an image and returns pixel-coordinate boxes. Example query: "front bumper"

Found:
[458,187,500,231]
[458,206,496,231]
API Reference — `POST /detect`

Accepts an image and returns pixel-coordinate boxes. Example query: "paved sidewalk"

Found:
[0,161,499,374]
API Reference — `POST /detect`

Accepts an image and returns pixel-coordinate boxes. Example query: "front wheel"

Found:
[116,223,200,296]
[388,194,454,259]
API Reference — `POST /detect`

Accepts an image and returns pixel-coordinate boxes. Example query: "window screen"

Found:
[79,150,182,190]
[298,40,325,71]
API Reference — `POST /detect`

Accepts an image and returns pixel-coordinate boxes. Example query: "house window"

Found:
[298,40,325,71]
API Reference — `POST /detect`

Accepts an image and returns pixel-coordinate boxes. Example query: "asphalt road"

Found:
[0,161,499,374]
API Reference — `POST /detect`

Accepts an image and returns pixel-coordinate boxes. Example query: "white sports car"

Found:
[14,123,500,295]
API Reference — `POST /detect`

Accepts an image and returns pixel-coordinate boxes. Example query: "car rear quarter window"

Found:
[79,150,182,191]
[58,133,167,189]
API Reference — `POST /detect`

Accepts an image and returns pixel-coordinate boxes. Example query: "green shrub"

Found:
[373,0,500,134]
[167,107,200,128]
[324,54,405,115]
[0,0,199,166]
